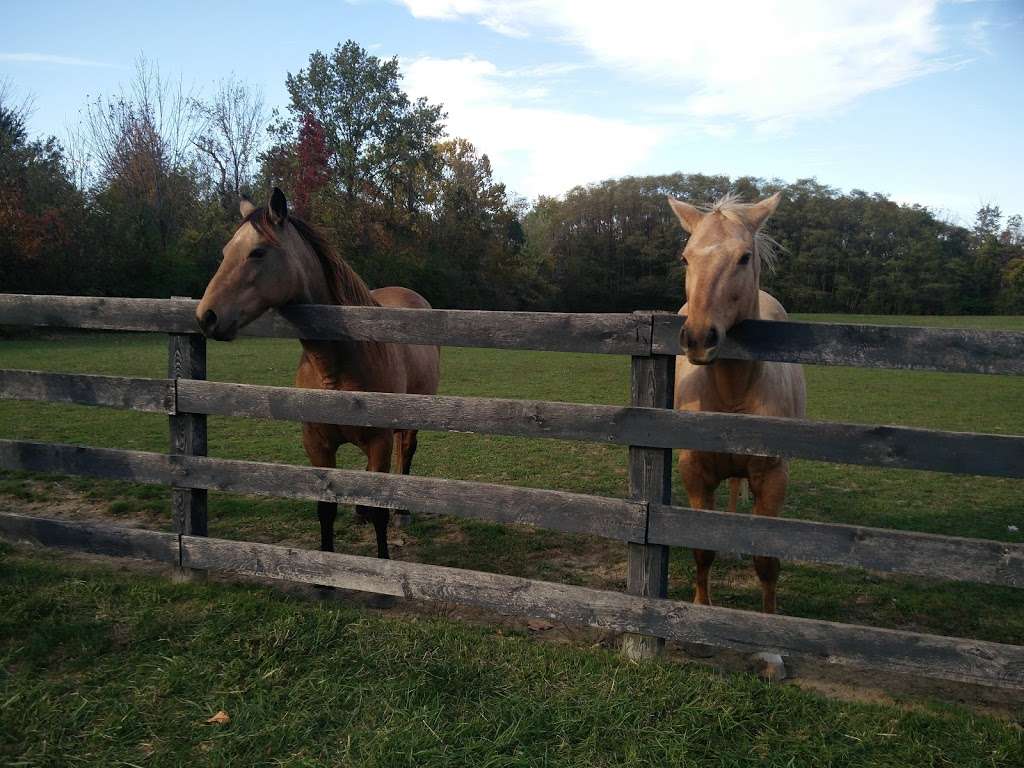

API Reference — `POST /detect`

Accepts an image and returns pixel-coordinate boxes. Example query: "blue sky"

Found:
[2,0,1021,225]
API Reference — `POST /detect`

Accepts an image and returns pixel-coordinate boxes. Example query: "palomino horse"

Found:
[669,192,806,614]
[196,187,441,560]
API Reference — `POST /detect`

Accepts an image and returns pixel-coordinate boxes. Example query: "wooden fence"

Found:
[1,294,1022,688]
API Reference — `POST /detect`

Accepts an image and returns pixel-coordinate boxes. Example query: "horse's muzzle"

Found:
[681,324,720,364]
[196,309,237,341]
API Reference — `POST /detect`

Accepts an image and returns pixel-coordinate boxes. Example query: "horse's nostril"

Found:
[706,327,719,348]
[682,328,697,350]
[200,309,217,333]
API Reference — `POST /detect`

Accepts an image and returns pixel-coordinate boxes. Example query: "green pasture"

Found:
[0,314,1022,764]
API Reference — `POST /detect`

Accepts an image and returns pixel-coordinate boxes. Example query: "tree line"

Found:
[2,42,1022,315]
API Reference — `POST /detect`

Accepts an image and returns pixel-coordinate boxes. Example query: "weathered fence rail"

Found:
[2,511,1022,687]
[5,293,1024,373]
[0,440,648,542]
[0,294,653,354]
[3,370,1022,478]
[1,293,1022,689]
[1,438,1020,588]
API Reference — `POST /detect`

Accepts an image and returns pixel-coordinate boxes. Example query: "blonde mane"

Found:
[701,192,782,273]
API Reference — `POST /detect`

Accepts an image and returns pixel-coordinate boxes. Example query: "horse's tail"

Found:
[727,478,743,513]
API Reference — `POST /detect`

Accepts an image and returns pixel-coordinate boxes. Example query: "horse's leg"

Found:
[303,424,339,593]
[391,429,419,528]
[747,460,788,614]
[302,423,339,552]
[681,452,717,606]
[356,433,394,560]
[689,488,717,606]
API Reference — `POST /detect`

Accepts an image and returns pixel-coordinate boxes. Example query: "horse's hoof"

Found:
[749,652,787,682]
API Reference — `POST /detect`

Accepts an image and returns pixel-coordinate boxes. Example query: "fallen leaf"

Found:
[526,619,554,632]
[206,710,230,725]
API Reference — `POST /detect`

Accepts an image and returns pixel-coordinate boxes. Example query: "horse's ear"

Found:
[667,197,703,234]
[239,194,256,219]
[269,187,288,226]
[742,192,782,231]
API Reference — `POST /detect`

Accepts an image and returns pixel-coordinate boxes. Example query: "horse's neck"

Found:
[707,358,764,410]
[299,339,369,389]
[707,296,763,409]
[295,254,386,390]
[299,316,388,392]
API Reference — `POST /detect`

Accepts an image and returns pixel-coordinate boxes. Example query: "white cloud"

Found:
[398,0,950,126]
[0,52,112,67]
[403,56,662,199]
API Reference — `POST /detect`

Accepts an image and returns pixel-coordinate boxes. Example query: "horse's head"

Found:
[196,187,312,340]
[668,192,781,364]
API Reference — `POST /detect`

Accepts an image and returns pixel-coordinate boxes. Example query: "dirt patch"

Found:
[1,479,169,531]
[1,489,1020,719]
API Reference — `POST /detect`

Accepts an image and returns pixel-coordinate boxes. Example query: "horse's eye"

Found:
[248,248,266,260]
[738,252,751,266]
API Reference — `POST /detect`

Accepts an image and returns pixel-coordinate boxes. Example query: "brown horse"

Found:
[196,187,441,560]
[669,192,806,615]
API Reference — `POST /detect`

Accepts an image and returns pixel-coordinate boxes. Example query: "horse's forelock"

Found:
[698,193,781,274]
[237,207,280,245]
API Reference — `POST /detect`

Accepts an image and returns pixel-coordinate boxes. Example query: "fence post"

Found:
[169,300,207,579]
[622,339,674,660]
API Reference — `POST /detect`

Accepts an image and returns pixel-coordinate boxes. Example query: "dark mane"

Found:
[241,207,380,308]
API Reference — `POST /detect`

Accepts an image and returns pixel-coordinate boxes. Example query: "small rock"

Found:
[526,618,554,632]
[749,652,787,682]
[1009,525,1019,533]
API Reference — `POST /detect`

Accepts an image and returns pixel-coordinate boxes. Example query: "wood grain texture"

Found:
[0,294,652,355]
[178,533,1024,689]
[4,439,1018,589]
[623,353,674,659]
[9,508,1021,687]
[0,512,178,563]
[169,332,207,539]
[2,367,1021,479]
[5,293,1024,372]
[0,369,173,412]
[653,314,1024,375]
[177,379,1024,478]
[648,504,1024,588]
[0,441,645,542]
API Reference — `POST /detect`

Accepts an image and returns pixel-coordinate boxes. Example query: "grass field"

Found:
[1,313,1023,764]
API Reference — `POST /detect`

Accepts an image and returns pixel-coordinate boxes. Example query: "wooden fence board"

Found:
[174,533,1024,688]
[178,379,1024,478]
[0,441,645,543]
[0,294,652,355]
[6,510,1019,686]
[0,512,178,563]
[0,369,173,412]
[652,314,1024,375]
[3,371,1022,478]
[648,504,1024,588]
[2,439,1020,586]
[169,330,208,553]
[6,293,1024,372]
[623,353,674,659]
